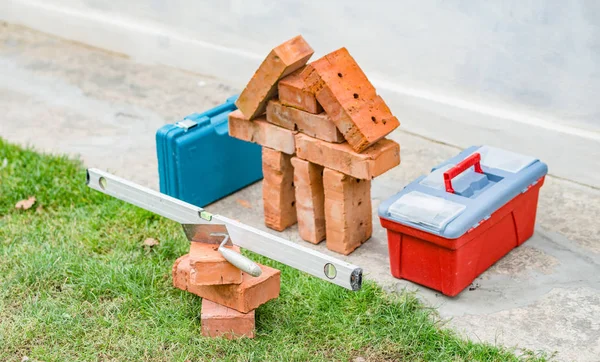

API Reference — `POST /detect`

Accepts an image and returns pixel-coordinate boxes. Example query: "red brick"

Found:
[236,35,314,119]
[304,48,400,152]
[267,100,344,143]
[290,158,326,244]
[228,110,296,154]
[278,67,323,114]
[188,243,243,285]
[262,147,297,231]
[264,100,295,130]
[201,299,255,339]
[172,254,190,291]
[323,168,372,255]
[295,133,400,180]
[173,254,281,313]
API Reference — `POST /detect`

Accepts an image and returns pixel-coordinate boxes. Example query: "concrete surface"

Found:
[1,24,599,361]
[3,0,600,188]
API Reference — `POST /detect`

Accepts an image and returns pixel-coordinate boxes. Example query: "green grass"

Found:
[0,138,546,361]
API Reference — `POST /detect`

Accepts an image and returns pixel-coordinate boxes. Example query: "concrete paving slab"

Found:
[1,23,599,361]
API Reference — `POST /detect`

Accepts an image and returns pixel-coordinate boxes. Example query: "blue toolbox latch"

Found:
[183,115,211,128]
[175,119,198,131]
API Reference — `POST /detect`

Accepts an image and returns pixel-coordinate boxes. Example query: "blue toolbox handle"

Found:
[184,95,239,121]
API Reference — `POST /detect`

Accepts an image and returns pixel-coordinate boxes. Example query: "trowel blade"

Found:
[181,224,233,246]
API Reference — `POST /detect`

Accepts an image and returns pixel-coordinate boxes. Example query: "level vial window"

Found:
[324,263,337,279]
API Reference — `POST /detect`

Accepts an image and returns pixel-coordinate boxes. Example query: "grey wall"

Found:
[2,0,600,186]
[17,0,600,131]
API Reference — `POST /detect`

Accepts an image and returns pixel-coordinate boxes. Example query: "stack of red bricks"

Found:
[230,35,401,255]
[172,239,280,339]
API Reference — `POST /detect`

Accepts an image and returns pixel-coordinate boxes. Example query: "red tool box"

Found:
[378,146,547,296]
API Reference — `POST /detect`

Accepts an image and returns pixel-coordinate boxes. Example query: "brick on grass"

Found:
[201,298,255,339]
[262,147,297,231]
[172,254,190,291]
[267,100,344,143]
[188,242,243,286]
[173,254,281,313]
[236,35,314,119]
[278,67,323,114]
[228,109,296,155]
[323,168,372,255]
[304,48,400,152]
[290,157,326,244]
[295,133,400,180]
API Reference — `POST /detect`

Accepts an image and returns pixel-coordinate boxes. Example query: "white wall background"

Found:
[2,0,600,186]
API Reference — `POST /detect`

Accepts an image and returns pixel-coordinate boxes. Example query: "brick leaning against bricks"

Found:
[303,47,400,153]
[236,35,314,120]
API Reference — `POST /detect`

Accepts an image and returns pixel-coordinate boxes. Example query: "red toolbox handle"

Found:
[443,153,484,193]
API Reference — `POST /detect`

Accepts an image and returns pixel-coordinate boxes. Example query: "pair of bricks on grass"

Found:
[172,241,281,339]
[230,35,400,255]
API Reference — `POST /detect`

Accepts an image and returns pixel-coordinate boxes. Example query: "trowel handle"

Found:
[219,247,263,277]
[211,233,263,277]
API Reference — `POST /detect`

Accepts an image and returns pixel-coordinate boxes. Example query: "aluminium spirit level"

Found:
[86,168,363,291]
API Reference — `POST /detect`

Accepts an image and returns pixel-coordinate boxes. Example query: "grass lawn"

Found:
[0,138,545,361]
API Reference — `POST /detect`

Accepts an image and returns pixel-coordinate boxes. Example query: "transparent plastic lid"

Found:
[476,146,536,173]
[387,191,466,231]
[419,165,452,190]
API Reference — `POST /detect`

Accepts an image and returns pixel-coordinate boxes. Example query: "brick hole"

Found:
[291,201,296,207]
[291,182,294,187]
[371,116,377,123]
[337,73,343,78]
[353,93,359,99]
[382,119,387,125]
[293,123,298,131]
[356,179,360,183]
[358,201,362,206]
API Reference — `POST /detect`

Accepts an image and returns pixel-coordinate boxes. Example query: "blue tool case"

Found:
[156,95,263,207]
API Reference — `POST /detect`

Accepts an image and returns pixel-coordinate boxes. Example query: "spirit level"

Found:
[86,168,363,291]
